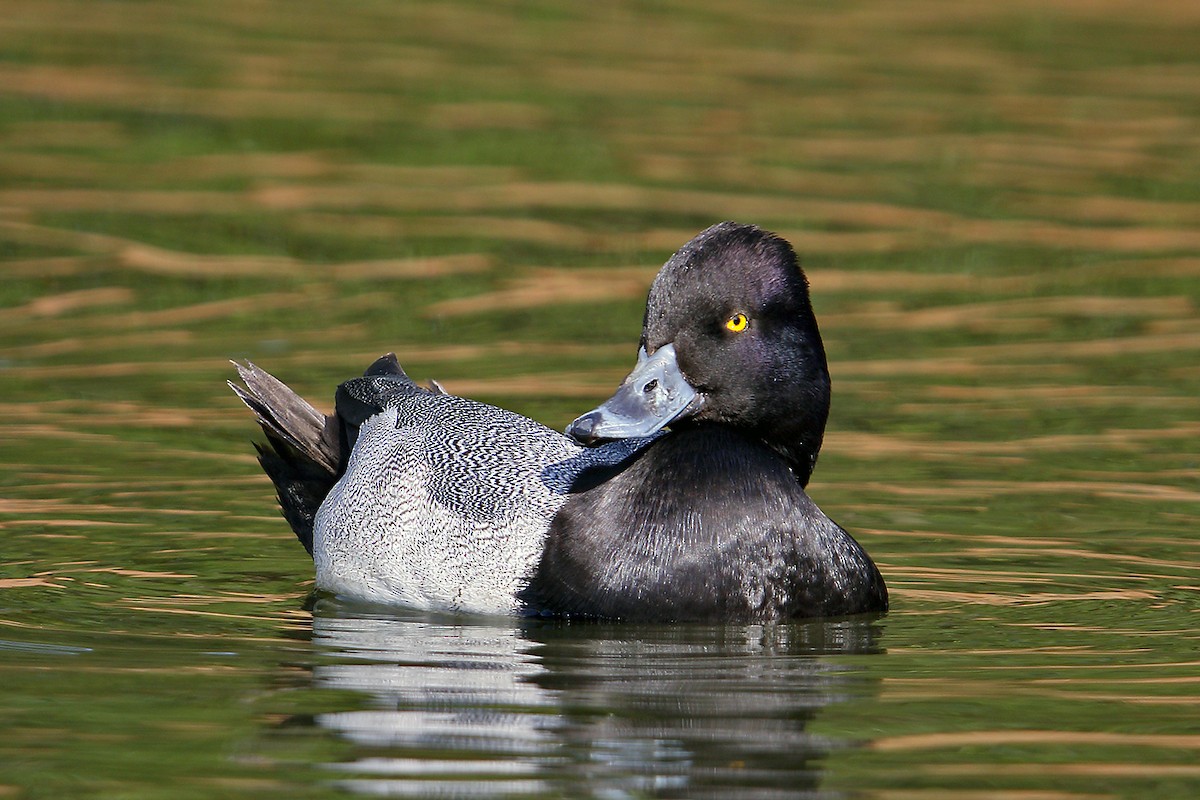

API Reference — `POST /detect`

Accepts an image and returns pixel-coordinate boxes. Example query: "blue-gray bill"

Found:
[566,343,704,445]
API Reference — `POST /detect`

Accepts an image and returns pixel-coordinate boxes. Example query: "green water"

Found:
[2,1,1199,797]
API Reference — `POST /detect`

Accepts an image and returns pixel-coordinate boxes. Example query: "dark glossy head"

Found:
[567,221,831,485]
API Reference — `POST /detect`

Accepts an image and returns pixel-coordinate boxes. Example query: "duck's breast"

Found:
[528,426,887,620]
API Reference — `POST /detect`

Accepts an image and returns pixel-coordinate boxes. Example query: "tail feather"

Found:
[230,353,435,556]
[230,361,342,555]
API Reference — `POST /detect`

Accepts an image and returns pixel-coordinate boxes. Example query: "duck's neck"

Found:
[676,419,825,488]
[768,424,824,487]
[748,379,829,487]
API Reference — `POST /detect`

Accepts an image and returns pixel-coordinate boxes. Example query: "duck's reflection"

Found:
[309,602,883,797]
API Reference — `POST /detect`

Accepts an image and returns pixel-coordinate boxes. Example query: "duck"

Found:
[231,221,887,620]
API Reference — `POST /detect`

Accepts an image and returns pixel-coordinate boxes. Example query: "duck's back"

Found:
[315,375,649,614]
[525,426,888,621]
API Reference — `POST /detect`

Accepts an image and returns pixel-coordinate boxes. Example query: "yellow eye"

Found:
[725,313,749,333]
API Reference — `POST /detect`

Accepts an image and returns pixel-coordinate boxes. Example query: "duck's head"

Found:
[567,221,830,485]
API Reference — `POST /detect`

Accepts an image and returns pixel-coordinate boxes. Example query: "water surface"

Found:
[2,1,1199,798]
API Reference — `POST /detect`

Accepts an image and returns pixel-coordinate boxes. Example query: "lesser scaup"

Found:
[232,221,887,620]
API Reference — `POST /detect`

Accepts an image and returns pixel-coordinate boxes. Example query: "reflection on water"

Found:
[309,603,882,798]
[313,609,554,796]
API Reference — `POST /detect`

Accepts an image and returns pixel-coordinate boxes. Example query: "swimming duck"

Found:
[232,221,887,620]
